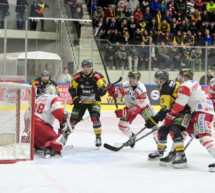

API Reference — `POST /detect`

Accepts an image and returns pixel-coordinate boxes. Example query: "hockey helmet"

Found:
[128,71,141,79]
[41,70,50,77]
[45,84,57,95]
[82,59,93,68]
[154,70,169,81]
[179,68,194,80]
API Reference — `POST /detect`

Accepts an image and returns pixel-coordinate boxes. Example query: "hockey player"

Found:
[68,59,107,148]
[209,69,215,109]
[30,70,60,97]
[164,68,215,171]
[32,84,71,158]
[145,70,191,165]
[107,71,157,147]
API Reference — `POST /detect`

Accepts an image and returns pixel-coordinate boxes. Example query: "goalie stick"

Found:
[104,126,158,152]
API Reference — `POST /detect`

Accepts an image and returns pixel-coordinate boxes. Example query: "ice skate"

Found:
[173,151,188,169]
[148,149,164,160]
[44,147,53,159]
[130,133,136,148]
[95,135,102,149]
[160,151,176,166]
[209,163,215,172]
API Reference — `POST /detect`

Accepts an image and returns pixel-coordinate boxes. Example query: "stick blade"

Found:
[103,143,123,152]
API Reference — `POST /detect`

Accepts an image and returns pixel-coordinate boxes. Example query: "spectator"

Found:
[115,45,127,69]
[104,5,115,22]
[195,0,204,13]
[189,20,198,36]
[127,0,139,15]
[0,0,9,29]
[186,0,195,18]
[132,27,142,44]
[127,46,139,70]
[158,19,170,36]
[163,31,173,45]
[120,30,130,44]
[150,0,160,16]
[118,0,128,12]
[199,69,214,85]
[168,41,182,70]
[61,67,72,83]
[115,7,124,22]
[93,6,104,21]
[175,10,184,24]
[106,16,117,39]
[175,0,186,15]
[201,9,209,22]
[157,41,172,69]
[195,31,205,46]
[170,17,178,36]
[151,42,159,70]
[118,19,128,34]
[128,16,137,39]
[94,16,105,35]
[134,7,143,24]
[208,22,215,37]
[156,10,162,25]
[160,0,166,18]
[191,9,202,24]
[198,20,207,32]
[104,44,115,70]
[139,19,147,35]
[109,30,121,43]
[149,17,159,41]
[142,29,151,45]
[184,30,195,45]
[30,1,38,30]
[73,6,84,39]
[167,0,175,16]
[143,7,152,24]
[204,29,213,46]
[15,0,29,30]
[174,30,184,45]
[177,19,188,33]
[206,0,215,22]
[191,47,202,71]
[163,10,172,23]
[141,0,150,12]
[123,7,131,19]
[37,0,49,31]
[181,41,194,68]
[138,41,149,70]
[208,43,215,67]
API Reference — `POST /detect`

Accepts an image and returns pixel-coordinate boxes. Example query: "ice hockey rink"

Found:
[0,111,215,193]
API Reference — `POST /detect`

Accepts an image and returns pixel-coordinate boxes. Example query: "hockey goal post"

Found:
[0,83,35,163]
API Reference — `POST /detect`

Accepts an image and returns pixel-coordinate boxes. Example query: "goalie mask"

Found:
[178,68,194,83]
[45,84,57,95]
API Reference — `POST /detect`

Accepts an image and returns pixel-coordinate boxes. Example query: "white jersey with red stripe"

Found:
[115,81,149,109]
[209,78,215,104]
[171,80,214,115]
[35,94,64,126]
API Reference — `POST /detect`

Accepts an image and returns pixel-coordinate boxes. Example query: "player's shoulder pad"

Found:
[73,72,82,81]
[167,80,176,88]
[50,80,57,86]
[137,82,146,93]
[93,71,103,79]
[122,81,130,89]
[34,78,41,85]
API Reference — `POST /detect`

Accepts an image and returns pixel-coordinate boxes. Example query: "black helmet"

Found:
[128,71,141,79]
[154,70,169,81]
[179,68,194,80]
[82,59,93,68]
[41,70,50,77]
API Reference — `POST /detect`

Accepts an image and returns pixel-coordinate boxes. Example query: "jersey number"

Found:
[35,103,45,114]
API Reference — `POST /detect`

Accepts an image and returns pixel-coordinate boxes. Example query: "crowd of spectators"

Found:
[86,0,215,71]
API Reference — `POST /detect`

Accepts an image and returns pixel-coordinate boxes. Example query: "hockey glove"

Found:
[164,112,177,127]
[114,108,129,118]
[72,96,82,107]
[107,86,116,97]
[97,85,107,97]
[145,117,158,128]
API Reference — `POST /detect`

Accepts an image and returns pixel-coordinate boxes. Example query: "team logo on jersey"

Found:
[3,89,25,103]
[198,104,202,110]
[132,106,137,111]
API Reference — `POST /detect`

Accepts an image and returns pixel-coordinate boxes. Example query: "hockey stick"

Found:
[95,37,123,110]
[185,135,195,150]
[104,126,158,152]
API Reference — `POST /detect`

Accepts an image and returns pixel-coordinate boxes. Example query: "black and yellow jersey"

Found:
[30,77,60,96]
[68,70,107,104]
[154,80,179,122]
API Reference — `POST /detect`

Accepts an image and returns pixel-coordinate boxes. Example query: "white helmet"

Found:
[45,84,57,95]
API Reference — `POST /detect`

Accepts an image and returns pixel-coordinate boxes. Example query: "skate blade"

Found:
[209,167,215,172]
[173,163,188,169]
[159,161,173,166]
[95,146,101,150]
[148,157,161,161]
[64,145,74,150]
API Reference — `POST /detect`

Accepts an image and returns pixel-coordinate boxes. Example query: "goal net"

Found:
[0,83,35,163]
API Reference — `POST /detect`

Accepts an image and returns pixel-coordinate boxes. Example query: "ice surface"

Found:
[0,111,215,193]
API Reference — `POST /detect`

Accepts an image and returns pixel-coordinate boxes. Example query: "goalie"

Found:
[28,84,71,158]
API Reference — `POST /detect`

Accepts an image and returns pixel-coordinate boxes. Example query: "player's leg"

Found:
[194,112,215,172]
[88,103,102,148]
[148,126,169,160]
[118,108,137,148]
